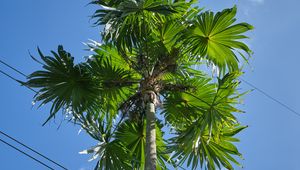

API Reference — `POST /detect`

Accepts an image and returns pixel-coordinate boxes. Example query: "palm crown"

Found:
[26,0,253,169]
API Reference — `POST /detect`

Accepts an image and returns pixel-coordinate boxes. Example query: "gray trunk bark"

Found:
[145,102,156,170]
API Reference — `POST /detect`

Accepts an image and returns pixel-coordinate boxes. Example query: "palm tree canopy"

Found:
[26,1,253,169]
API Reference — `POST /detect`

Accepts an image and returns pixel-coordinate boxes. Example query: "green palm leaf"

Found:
[79,114,132,170]
[26,45,141,124]
[26,46,100,124]
[92,0,191,50]
[185,6,253,74]
[163,72,246,169]
[163,72,244,132]
[169,124,247,170]
[114,120,171,170]
[81,119,171,170]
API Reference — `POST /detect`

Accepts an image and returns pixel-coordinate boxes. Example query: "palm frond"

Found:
[80,122,132,170]
[114,120,171,169]
[161,76,214,128]
[27,45,141,125]
[150,20,185,53]
[92,0,192,50]
[163,72,244,132]
[168,124,247,170]
[78,108,133,170]
[88,44,141,116]
[184,6,253,74]
[26,46,100,124]
[162,72,246,169]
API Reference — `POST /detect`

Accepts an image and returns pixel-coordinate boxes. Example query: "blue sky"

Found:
[0,0,300,170]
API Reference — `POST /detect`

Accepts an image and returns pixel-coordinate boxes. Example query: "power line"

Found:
[0,69,37,93]
[0,62,69,169]
[0,138,55,170]
[0,59,37,92]
[240,77,300,118]
[0,130,68,170]
[0,69,23,84]
[0,59,27,77]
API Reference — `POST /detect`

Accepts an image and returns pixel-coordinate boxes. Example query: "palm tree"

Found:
[26,0,253,169]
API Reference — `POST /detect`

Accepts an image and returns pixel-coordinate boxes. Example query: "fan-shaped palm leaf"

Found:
[185,6,253,74]
[169,124,247,170]
[27,45,141,124]
[79,114,132,170]
[163,72,246,169]
[26,46,100,124]
[163,72,244,132]
[92,0,191,50]
[114,120,170,170]
[81,118,171,170]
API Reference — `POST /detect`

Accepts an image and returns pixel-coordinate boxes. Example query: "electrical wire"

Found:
[0,130,68,170]
[0,61,69,169]
[0,59,27,77]
[240,77,300,117]
[0,69,22,84]
[0,138,55,170]
[0,69,37,93]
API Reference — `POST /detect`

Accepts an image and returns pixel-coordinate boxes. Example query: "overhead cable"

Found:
[0,138,55,170]
[240,77,300,117]
[0,130,68,170]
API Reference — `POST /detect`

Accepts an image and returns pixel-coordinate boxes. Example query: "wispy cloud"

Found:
[241,0,265,16]
[249,0,265,5]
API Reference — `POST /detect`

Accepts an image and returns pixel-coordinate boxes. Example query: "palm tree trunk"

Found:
[145,101,156,170]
